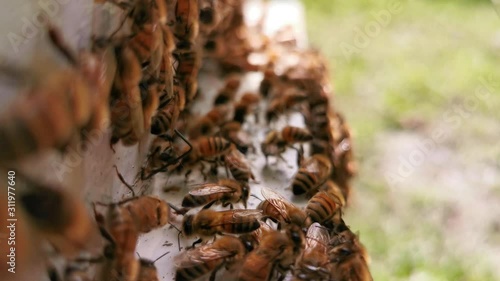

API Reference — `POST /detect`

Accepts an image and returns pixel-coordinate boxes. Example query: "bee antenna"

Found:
[47,24,78,66]
[136,252,141,259]
[173,129,193,162]
[153,251,170,264]
[114,165,136,197]
[250,194,262,201]
[168,203,185,215]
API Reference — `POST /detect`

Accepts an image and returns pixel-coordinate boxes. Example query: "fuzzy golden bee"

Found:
[258,188,309,229]
[175,235,246,281]
[113,166,171,233]
[141,130,192,180]
[305,189,343,228]
[181,178,249,209]
[188,105,231,139]
[293,223,331,281]
[261,126,312,162]
[0,27,109,162]
[237,226,303,281]
[265,88,308,123]
[328,229,373,281]
[218,122,253,155]
[213,75,242,105]
[173,0,200,43]
[233,92,261,124]
[223,148,256,182]
[179,209,262,246]
[292,154,332,196]
[95,202,140,281]
[180,136,233,178]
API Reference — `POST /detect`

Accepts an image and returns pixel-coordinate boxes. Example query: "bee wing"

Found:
[261,187,295,220]
[188,183,235,196]
[208,209,262,227]
[301,157,321,174]
[306,223,330,248]
[174,246,234,268]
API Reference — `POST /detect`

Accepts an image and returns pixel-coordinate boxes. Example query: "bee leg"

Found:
[109,136,118,153]
[184,169,192,182]
[221,202,233,210]
[202,201,217,210]
[208,269,218,281]
[278,154,293,169]
[190,238,203,249]
[199,163,207,180]
[210,162,218,177]
[223,161,230,178]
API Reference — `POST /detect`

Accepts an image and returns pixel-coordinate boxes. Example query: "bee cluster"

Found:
[0,1,371,281]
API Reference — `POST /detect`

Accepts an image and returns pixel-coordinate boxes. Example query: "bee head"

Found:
[241,184,250,209]
[183,215,194,236]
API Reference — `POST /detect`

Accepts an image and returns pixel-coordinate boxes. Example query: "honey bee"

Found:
[237,226,303,281]
[112,166,171,233]
[182,178,249,209]
[223,148,256,182]
[198,0,227,33]
[150,92,183,135]
[293,223,331,281]
[328,230,372,281]
[157,25,175,99]
[127,0,166,66]
[18,177,101,258]
[0,27,108,162]
[266,88,308,123]
[218,122,252,154]
[96,203,140,281]
[259,68,276,98]
[188,105,231,139]
[238,221,275,252]
[213,75,241,105]
[331,112,356,201]
[174,47,201,102]
[292,154,332,196]
[181,136,232,175]
[173,0,200,43]
[261,126,312,162]
[141,130,193,180]
[175,235,246,281]
[180,209,262,246]
[320,180,346,208]
[233,92,261,124]
[109,45,145,146]
[305,95,331,140]
[258,188,309,229]
[305,190,343,229]
[136,252,169,281]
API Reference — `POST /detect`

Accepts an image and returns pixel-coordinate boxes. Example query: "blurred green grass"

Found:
[302,0,500,280]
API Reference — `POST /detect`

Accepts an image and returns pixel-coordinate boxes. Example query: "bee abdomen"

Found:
[182,194,219,208]
[228,219,260,234]
[282,127,313,143]
[151,106,174,135]
[292,171,317,195]
[175,265,208,281]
